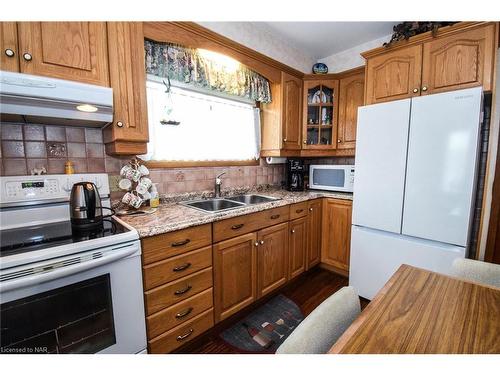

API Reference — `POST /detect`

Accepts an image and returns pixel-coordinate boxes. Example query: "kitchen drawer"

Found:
[213,206,289,242]
[141,224,212,265]
[148,308,214,353]
[289,201,308,220]
[143,246,212,290]
[145,268,213,315]
[146,288,213,339]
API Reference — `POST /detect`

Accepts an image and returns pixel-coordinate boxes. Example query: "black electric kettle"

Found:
[69,182,104,230]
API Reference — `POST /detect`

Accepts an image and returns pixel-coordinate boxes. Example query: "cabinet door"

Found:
[17,22,109,86]
[281,72,302,150]
[321,199,352,272]
[306,199,322,269]
[289,217,307,279]
[365,44,422,105]
[421,24,496,94]
[213,233,257,322]
[337,71,365,149]
[104,22,149,155]
[257,222,289,298]
[0,22,19,72]
[303,79,339,149]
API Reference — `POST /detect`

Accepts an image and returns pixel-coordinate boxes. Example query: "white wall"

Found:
[197,22,315,73]
[317,34,391,73]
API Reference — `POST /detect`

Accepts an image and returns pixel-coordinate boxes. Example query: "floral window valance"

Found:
[144,40,272,103]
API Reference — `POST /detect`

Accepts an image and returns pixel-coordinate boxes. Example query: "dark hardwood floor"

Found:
[175,267,367,354]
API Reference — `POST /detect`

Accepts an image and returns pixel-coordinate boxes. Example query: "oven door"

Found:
[0,241,146,354]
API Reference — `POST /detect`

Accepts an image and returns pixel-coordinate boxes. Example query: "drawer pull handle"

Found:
[231,223,244,230]
[174,285,192,295]
[176,328,194,341]
[171,239,190,247]
[295,209,304,213]
[270,214,280,219]
[175,307,194,319]
[173,262,192,272]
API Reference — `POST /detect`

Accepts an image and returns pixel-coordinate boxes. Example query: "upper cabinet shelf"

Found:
[363,22,498,105]
[303,79,339,149]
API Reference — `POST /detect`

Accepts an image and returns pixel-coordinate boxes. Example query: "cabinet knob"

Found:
[255,242,259,247]
[413,88,419,93]
[303,140,307,144]
[116,121,124,128]
[22,52,32,61]
[309,207,313,212]
[338,139,342,143]
[291,229,295,234]
[422,86,428,92]
[259,240,264,245]
[4,48,15,57]
[283,138,287,142]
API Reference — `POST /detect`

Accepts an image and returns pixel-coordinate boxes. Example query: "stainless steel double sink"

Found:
[180,194,280,213]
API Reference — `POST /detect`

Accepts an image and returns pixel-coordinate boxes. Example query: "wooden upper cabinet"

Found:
[321,199,352,272]
[1,22,20,72]
[302,79,339,149]
[421,24,496,94]
[16,22,109,86]
[337,70,365,149]
[281,72,303,150]
[288,217,307,279]
[365,44,422,105]
[306,199,322,270]
[104,22,149,155]
[213,233,257,323]
[257,223,289,298]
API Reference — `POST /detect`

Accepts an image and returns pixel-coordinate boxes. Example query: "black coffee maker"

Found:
[285,159,305,191]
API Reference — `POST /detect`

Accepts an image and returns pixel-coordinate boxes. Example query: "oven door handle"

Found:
[0,243,139,293]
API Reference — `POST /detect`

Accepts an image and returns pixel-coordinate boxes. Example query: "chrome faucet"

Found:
[214,172,226,198]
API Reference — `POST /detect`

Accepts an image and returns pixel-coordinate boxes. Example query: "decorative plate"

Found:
[312,63,328,74]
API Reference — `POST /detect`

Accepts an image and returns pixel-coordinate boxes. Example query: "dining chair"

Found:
[276,286,360,354]
[451,258,500,288]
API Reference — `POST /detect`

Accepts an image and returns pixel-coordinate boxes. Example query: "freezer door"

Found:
[349,226,465,300]
[352,99,411,233]
[402,87,482,246]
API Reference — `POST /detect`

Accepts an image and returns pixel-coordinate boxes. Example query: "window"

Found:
[143,78,261,163]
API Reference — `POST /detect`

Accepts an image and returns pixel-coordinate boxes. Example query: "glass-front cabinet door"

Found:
[302,79,339,149]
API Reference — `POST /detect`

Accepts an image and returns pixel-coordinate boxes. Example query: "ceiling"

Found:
[260,22,395,59]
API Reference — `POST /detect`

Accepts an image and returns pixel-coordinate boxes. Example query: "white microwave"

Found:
[309,165,355,192]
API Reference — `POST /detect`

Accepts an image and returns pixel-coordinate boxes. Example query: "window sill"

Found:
[144,159,260,169]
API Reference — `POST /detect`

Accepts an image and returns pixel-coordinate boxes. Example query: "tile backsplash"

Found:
[0,122,123,176]
[0,122,287,198]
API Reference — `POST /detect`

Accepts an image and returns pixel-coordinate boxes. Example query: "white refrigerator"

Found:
[350,87,482,300]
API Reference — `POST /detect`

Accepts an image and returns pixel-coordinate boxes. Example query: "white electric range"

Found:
[0,173,147,354]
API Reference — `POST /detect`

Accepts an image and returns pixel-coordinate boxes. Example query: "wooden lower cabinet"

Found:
[148,308,214,354]
[142,198,355,352]
[213,233,257,322]
[289,217,307,279]
[257,222,290,298]
[321,199,353,272]
[306,199,322,269]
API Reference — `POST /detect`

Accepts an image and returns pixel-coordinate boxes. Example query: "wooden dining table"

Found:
[329,264,500,354]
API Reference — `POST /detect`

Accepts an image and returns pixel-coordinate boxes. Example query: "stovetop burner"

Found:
[0,218,129,258]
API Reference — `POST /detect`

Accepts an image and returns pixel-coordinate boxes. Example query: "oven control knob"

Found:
[62,179,72,192]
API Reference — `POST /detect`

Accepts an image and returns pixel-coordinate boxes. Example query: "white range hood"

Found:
[0,70,113,127]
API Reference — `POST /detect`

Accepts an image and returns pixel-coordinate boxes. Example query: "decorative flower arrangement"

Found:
[118,158,158,209]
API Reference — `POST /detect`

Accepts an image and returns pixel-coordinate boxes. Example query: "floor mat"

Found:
[219,294,304,353]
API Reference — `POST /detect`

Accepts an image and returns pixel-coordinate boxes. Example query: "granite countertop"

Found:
[118,189,353,238]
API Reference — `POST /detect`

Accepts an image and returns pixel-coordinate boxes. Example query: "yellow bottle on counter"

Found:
[150,183,160,208]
